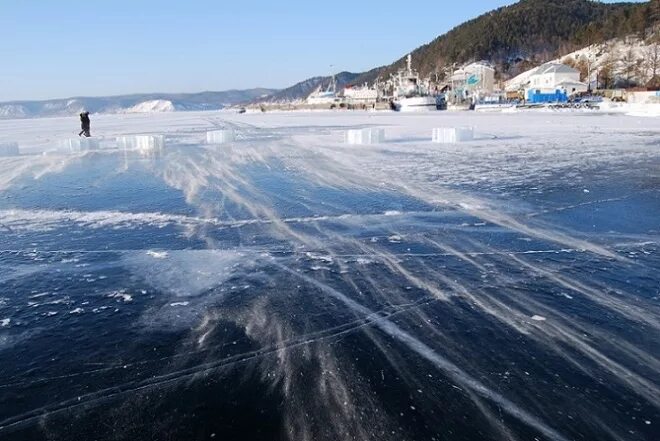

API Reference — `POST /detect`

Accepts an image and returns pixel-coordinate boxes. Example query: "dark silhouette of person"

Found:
[79,112,91,137]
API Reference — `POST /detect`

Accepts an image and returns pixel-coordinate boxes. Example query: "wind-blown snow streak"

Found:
[0,208,417,233]
[278,265,572,441]
[1,112,658,441]
[122,120,655,440]
[0,155,81,191]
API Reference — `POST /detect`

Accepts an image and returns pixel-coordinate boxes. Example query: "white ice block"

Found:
[116,135,165,153]
[0,142,19,156]
[60,138,100,152]
[206,130,235,144]
[432,127,474,144]
[345,128,384,145]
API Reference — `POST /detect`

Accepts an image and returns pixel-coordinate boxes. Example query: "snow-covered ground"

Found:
[0,110,658,441]
[1,106,659,152]
[1,110,659,245]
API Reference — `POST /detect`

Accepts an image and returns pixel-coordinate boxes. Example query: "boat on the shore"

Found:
[391,55,443,112]
[306,75,340,105]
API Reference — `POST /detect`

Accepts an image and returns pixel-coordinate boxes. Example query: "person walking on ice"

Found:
[79,111,91,137]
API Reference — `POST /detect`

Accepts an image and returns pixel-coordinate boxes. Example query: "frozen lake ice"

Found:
[0,110,658,441]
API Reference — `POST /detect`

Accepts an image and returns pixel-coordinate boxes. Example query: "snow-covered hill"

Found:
[0,104,29,119]
[122,100,176,114]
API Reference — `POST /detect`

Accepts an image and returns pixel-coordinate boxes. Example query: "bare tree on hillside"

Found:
[644,43,660,81]
[619,48,641,87]
[576,58,590,82]
[598,56,616,90]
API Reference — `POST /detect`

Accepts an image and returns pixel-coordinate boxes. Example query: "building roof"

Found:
[534,63,579,76]
[451,62,495,81]
[556,80,588,88]
[463,62,495,72]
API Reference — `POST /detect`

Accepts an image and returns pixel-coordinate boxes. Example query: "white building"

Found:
[527,63,588,95]
[451,62,496,94]
[448,62,496,105]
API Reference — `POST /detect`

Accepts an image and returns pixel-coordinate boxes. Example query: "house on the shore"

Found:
[525,63,588,103]
[449,62,496,102]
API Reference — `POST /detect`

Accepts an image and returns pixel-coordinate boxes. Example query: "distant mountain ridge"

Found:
[258,72,361,103]
[0,89,275,119]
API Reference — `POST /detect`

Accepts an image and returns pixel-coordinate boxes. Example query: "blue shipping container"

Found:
[526,89,568,104]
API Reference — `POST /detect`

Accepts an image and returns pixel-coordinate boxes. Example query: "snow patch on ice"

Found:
[146,250,169,259]
[388,235,403,243]
[122,250,251,330]
[0,208,216,232]
[310,265,331,271]
[305,252,334,264]
[108,291,133,303]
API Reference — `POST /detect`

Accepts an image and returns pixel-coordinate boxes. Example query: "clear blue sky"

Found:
[0,0,643,101]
